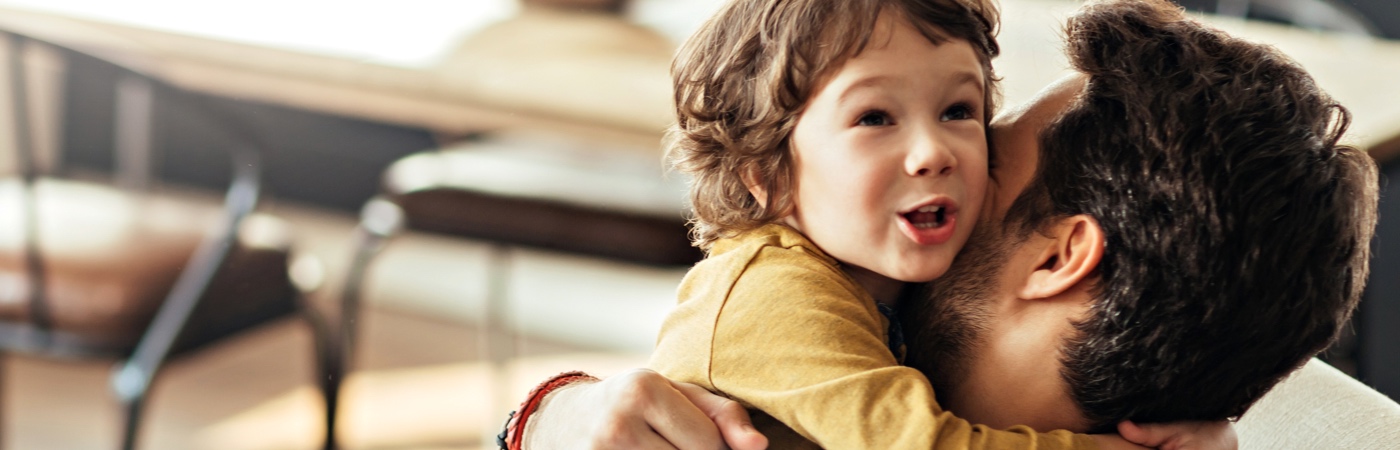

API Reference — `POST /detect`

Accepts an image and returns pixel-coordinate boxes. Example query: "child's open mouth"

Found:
[904,205,947,229]
[898,202,958,245]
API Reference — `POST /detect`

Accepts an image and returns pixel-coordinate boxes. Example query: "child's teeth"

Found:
[905,205,947,229]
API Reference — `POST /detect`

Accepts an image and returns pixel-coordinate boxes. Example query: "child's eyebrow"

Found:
[946,70,985,94]
[835,70,984,107]
[835,75,898,105]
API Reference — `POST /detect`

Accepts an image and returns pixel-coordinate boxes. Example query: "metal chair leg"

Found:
[318,351,341,450]
[341,197,405,358]
[295,284,341,450]
[0,352,6,450]
[314,316,343,450]
[323,197,402,450]
[117,384,147,450]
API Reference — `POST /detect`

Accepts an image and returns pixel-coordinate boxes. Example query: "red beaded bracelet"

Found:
[497,371,600,450]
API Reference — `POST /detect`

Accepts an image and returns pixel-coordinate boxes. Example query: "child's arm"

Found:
[700,258,1096,449]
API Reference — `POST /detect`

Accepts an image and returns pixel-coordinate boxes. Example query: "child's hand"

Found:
[1116,420,1238,450]
[1089,434,1151,450]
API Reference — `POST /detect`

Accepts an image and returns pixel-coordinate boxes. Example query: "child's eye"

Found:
[941,103,976,122]
[856,110,892,127]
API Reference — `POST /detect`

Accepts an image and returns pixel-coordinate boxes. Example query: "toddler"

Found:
[648,0,1105,448]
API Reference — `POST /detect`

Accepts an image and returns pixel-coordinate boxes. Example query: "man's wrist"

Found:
[498,371,600,450]
[521,377,600,448]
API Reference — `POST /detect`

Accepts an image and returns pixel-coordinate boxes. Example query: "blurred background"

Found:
[0,0,1395,448]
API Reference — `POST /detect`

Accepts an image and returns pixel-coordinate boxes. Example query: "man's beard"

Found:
[899,220,1011,400]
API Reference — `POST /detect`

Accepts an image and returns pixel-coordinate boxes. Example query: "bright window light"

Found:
[0,0,519,67]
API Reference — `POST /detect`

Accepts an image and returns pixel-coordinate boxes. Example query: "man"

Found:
[516,0,1379,448]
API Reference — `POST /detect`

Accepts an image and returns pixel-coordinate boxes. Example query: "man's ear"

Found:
[1017,215,1104,300]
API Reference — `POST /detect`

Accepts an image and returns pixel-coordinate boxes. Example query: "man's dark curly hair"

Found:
[1004,0,1380,432]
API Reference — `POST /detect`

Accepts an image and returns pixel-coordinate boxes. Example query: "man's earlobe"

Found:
[1017,215,1105,300]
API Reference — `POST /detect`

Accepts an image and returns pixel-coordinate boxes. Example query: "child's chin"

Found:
[891,264,951,284]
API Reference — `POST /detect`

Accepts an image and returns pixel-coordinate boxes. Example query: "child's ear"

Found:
[742,166,769,208]
[1017,215,1104,300]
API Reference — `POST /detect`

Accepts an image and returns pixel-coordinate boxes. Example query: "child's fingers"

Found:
[1118,420,1238,450]
[1089,433,1152,450]
[1118,421,1169,447]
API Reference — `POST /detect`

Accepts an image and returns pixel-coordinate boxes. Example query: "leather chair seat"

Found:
[0,178,297,357]
[381,136,702,266]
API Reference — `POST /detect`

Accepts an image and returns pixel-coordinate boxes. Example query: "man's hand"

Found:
[1116,420,1237,450]
[524,368,768,450]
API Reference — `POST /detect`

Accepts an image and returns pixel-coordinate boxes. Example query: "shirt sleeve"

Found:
[708,252,1098,450]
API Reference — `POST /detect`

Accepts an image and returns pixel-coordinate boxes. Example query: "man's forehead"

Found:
[994,73,1087,130]
[982,74,1088,225]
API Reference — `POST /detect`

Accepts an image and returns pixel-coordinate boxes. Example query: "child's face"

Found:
[780,14,988,293]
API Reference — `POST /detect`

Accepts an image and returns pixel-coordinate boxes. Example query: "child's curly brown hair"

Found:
[666,0,1002,250]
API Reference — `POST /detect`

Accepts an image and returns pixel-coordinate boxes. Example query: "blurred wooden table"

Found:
[0,1,678,149]
[0,0,1395,157]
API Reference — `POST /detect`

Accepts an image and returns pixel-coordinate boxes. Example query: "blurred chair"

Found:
[1343,0,1400,39]
[521,0,629,13]
[0,31,337,449]
[334,133,700,447]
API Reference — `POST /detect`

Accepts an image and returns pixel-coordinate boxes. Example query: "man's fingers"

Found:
[588,369,765,450]
[595,411,684,450]
[675,382,768,450]
[609,370,726,450]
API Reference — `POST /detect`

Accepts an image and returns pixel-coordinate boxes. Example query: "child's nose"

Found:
[906,134,957,177]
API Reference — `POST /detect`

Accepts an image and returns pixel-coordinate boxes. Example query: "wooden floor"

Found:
[3,305,649,449]
[1,197,670,449]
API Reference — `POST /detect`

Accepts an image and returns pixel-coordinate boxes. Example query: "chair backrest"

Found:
[0,29,264,358]
[3,32,58,336]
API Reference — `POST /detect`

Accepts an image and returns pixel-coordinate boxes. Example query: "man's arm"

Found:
[518,369,1237,450]
[523,368,769,450]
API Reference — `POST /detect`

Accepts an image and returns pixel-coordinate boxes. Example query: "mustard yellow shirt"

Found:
[649,224,1096,449]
